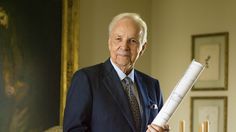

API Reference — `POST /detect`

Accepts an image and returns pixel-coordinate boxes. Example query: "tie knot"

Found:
[123,77,133,86]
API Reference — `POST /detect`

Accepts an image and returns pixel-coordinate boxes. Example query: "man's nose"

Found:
[120,39,129,49]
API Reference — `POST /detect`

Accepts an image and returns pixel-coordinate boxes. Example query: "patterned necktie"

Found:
[122,77,141,131]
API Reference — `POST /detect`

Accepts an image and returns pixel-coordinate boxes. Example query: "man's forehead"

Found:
[112,32,140,38]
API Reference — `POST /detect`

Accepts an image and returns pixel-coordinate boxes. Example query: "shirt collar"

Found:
[110,58,134,82]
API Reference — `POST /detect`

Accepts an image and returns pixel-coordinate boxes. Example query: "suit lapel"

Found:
[135,71,151,132]
[102,59,136,132]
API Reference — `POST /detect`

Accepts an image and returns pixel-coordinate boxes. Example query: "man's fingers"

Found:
[146,124,170,132]
[147,125,159,132]
[151,124,162,130]
[163,124,170,131]
[147,124,163,132]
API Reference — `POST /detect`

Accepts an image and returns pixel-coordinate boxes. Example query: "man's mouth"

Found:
[117,50,130,56]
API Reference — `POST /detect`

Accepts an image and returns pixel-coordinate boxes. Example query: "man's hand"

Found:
[146,124,170,132]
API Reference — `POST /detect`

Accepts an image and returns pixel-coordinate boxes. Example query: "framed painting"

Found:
[0,0,62,131]
[190,96,227,132]
[191,32,228,91]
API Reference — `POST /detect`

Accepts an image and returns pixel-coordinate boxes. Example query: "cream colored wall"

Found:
[79,0,152,74]
[151,0,236,132]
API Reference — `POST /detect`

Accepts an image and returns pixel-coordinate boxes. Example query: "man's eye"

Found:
[115,37,122,41]
[130,39,138,44]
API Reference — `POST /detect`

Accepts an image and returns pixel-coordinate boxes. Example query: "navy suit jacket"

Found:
[63,59,163,132]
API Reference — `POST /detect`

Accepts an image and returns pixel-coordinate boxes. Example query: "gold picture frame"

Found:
[60,0,80,125]
[191,32,228,91]
[190,96,227,132]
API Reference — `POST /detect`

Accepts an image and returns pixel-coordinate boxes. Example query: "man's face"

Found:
[108,18,146,71]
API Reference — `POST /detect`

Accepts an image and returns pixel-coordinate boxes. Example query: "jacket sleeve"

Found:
[63,70,92,132]
[155,80,164,112]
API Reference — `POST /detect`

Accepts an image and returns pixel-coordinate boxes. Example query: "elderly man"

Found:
[63,13,169,132]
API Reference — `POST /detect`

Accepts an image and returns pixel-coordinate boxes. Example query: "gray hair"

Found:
[108,13,147,45]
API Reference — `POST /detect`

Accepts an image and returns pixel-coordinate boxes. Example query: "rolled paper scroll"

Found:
[152,60,205,127]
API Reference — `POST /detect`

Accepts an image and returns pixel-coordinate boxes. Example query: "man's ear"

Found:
[139,42,147,56]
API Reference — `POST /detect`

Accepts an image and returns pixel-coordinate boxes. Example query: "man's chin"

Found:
[116,61,132,67]
[112,57,132,67]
